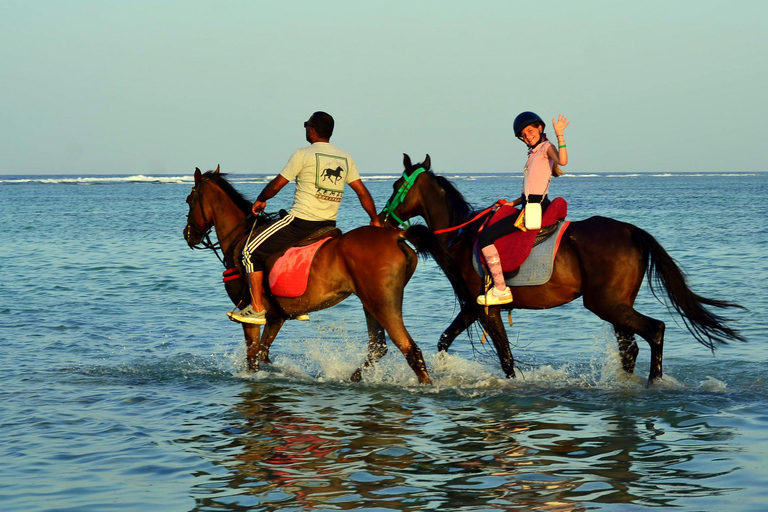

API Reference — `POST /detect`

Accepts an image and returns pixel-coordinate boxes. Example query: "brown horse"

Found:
[183,167,487,384]
[380,155,745,385]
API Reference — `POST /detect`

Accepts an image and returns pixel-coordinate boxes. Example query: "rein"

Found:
[433,204,499,234]
[381,167,428,229]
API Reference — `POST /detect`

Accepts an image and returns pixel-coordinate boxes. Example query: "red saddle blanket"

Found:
[268,237,332,297]
[480,197,568,272]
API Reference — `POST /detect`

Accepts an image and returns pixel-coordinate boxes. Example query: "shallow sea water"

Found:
[1,170,766,511]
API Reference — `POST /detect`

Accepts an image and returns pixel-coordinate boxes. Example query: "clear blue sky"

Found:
[1,0,765,175]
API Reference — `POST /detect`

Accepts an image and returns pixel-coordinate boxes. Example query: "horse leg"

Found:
[484,307,516,378]
[438,306,516,378]
[370,306,431,384]
[242,324,263,371]
[350,308,389,382]
[614,328,639,374]
[587,301,666,385]
[438,309,475,352]
[246,318,285,372]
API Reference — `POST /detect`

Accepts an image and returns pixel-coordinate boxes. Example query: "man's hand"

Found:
[252,200,266,216]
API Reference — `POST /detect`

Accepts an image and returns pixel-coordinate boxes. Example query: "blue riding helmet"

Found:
[513,111,545,138]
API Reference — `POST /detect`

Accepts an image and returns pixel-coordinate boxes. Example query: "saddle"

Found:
[266,226,342,297]
[224,224,342,298]
[474,197,568,281]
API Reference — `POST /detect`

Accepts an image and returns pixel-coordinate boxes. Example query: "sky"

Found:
[1,0,765,176]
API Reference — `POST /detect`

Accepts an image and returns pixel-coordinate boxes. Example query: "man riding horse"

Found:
[228,111,381,325]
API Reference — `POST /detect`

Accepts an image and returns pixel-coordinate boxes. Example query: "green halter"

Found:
[381,167,427,229]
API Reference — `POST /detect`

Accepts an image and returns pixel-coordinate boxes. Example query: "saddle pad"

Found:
[473,220,570,287]
[268,237,331,298]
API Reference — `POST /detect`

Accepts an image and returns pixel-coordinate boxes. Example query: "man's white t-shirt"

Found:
[279,142,361,221]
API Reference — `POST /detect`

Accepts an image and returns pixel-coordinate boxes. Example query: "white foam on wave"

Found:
[211,317,733,395]
[215,323,632,393]
[697,375,728,392]
[0,174,193,185]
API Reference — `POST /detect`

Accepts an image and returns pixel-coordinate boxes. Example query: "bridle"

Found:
[381,166,427,229]
[184,176,252,266]
[184,178,218,246]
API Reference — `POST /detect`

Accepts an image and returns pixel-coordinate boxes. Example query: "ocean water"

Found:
[1,170,766,511]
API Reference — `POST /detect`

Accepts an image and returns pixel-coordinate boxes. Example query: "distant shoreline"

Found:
[1,170,765,182]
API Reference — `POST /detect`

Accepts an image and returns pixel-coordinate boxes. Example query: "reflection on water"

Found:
[182,380,743,511]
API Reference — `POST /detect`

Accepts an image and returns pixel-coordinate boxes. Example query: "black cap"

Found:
[513,111,544,138]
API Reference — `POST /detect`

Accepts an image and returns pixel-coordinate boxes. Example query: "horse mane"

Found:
[431,172,474,225]
[203,170,253,215]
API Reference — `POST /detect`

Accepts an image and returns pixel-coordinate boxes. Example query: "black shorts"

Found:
[242,214,336,272]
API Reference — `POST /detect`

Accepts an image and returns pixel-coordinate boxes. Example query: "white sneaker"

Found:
[477,286,513,306]
[227,305,266,325]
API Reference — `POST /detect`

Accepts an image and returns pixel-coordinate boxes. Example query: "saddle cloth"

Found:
[473,221,570,286]
[268,237,332,297]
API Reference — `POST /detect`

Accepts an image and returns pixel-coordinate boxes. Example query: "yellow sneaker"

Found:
[227,305,266,325]
[477,286,513,306]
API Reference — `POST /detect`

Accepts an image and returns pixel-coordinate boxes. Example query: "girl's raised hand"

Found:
[552,115,569,135]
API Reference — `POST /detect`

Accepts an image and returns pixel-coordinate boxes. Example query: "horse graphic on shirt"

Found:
[321,166,344,185]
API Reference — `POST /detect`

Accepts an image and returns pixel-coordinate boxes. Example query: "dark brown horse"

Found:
[380,155,745,385]
[183,167,487,384]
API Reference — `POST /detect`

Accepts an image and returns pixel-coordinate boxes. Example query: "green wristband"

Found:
[558,144,566,148]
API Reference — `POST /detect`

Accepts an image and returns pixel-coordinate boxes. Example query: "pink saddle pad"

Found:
[268,238,331,298]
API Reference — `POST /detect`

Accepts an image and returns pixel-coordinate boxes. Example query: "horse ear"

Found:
[194,168,202,184]
[424,154,431,170]
[403,153,412,170]
[215,165,220,174]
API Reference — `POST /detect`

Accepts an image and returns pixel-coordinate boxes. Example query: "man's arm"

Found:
[252,175,290,215]
[348,179,382,227]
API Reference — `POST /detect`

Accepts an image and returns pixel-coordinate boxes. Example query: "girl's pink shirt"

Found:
[522,140,554,198]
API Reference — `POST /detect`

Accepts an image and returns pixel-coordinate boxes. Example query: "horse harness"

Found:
[185,175,254,267]
[381,167,428,229]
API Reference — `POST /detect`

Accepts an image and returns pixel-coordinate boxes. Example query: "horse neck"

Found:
[207,184,248,259]
[420,176,462,244]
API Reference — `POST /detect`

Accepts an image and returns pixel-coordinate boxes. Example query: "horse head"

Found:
[183,166,219,248]
[381,154,474,237]
[379,154,432,228]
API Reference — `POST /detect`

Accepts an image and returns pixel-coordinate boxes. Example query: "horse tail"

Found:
[400,225,508,344]
[632,227,746,349]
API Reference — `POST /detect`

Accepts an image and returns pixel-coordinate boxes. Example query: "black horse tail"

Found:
[632,227,746,350]
[399,225,507,345]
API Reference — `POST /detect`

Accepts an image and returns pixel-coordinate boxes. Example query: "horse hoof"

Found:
[646,375,663,388]
[350,369,362,382]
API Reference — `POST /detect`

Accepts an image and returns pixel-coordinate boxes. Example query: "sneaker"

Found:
[227,304,266,325]
[477,286,513,306]
[295,314,310,321]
